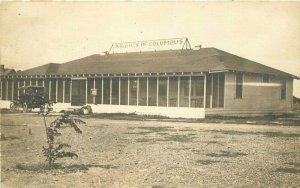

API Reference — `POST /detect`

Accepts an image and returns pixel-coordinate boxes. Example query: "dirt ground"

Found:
[1,113,300,187]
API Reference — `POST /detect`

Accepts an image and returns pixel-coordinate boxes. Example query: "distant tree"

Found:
[293,96,300,104]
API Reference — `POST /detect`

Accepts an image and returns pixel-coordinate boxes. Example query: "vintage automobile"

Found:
[10,86,53,112]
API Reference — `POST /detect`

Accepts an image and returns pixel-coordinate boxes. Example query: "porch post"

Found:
[70,80,72,102]
[12,80,14,101]
[178,77,180,107]
[189,76,191,108]
[0,80,2,100]
[42,80,45,87]
[49,80,51,100]
[210,75,213,108]
[17,81,20,98]
[167,77,169,107]
[6,80,8,100]
[101,78,104,104]
[217,74,220,107]
[63,79,65,103]
[146,77,149,106]
[204,75,206,109]
[56,79,58,102]
[137,77,139,106]
[127,78,130,105]
[29,79,32,86]
[156,77,159,106]
[36,80,38,86]
[109,78,112,105]
[86,79,88,104]
[118,78,121,105]
[93,78,96,104]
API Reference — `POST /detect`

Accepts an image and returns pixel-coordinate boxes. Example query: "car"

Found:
[10,86,53,112]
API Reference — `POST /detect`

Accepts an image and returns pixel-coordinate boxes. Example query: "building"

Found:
[0,39,298,118]
[0,64,16,102]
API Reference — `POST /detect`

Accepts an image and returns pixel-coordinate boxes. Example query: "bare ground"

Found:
[1,113,300,187]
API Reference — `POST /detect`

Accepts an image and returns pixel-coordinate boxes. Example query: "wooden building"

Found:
[0,45,298,118]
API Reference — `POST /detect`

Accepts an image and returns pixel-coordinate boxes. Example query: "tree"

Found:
[40,104,85,167]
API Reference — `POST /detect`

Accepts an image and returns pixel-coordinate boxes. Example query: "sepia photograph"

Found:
[1,2,300,187]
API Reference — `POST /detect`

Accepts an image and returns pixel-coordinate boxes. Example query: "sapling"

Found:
[40,104,85,167]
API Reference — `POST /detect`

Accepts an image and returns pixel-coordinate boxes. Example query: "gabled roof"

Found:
[1,69,16,76]
[16,48,298,79]
[17,63,59,76]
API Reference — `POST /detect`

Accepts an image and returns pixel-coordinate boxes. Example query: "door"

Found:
[71,80,86,106]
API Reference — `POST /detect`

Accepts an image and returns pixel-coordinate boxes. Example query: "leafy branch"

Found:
[40,107,85,167]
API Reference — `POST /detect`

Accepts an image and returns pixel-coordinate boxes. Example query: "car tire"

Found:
[22,103,28,112]
[10,102,15,110]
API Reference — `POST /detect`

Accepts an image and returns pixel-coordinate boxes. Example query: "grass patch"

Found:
[197,160,220,165]
[288,162,300,167]
[206,151,247,158]
[199,115,300,126]
[135,134,194,143]
[127,126,175,136]
[275,168,300,174]
[0,134,19,141]
[125,131,153,135]
[163,135,195,143]
[204,130,300,138]
[90,113,170,121]
[16,163,62,171]
[157,132,169,136]
[135,138,166,143]
[0,109,24,114]
[16,163,118,173]
[202,140,221,145]
[135,126,175,132]
[152,185,164,188]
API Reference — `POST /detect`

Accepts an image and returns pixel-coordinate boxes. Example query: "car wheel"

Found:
[10,102,15,110]
[22,103,28,112]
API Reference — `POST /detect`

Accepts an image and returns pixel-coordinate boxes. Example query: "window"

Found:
[262,75,269,83]
[280,80,286,100]
[235,73,243,99]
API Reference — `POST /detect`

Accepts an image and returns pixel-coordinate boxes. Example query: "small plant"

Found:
[40,105,85,167]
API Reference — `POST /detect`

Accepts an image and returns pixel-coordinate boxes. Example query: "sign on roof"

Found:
[108,37,191,54]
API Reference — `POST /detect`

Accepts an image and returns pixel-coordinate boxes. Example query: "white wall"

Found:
[206,72,293,116]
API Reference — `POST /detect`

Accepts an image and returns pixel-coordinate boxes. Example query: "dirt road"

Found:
[1,113,299,187]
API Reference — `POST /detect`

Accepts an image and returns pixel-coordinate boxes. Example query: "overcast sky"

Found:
[1,2,300,96]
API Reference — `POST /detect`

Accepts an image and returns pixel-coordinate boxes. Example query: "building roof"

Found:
[15,48,298,78]
[0,69,16,76]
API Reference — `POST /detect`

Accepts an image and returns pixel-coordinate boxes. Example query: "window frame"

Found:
[280,79,287,100]
[235,73,243,99]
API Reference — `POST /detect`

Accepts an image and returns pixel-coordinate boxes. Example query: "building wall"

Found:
[206,72,293,116]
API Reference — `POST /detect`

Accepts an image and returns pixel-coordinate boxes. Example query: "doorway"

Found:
[71,79,86,106]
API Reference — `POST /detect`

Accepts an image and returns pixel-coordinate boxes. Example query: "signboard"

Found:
[108,38,191,54]
[91,88,97,96]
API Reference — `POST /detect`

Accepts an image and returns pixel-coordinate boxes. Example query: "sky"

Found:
[1,2,300,96]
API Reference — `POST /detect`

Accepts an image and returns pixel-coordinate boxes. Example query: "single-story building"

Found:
[0,41,298,118]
